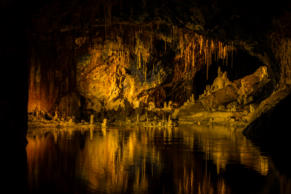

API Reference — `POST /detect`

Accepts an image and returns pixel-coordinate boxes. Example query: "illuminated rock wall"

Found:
[271,35,291,85]
[27,0,291,122]
[76,25,234,111]
[28,24,234,119]
[28,35,78,117]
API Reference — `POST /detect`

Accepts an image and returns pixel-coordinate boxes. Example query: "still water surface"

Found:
[26,126,291,194]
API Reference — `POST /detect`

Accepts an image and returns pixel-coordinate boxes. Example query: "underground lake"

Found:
[26,125,290,194]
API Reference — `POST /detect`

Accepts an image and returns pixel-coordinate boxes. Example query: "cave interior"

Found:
[1,0,291,193]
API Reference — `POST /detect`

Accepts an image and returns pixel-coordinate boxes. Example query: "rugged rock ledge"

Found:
[176,66,270,127]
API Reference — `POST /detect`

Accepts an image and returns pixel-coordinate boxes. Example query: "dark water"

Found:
[26,126,291,194]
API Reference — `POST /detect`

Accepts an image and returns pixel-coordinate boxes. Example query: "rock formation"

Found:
[25,0,291,129]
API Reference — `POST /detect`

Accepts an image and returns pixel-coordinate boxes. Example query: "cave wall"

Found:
[28,23,234,120]
[27,0,291,121]
[28,33,79,116]
[269,12,291,86]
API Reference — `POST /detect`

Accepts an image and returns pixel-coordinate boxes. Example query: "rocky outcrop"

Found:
[199,66,269,108]
[177,66,269,126]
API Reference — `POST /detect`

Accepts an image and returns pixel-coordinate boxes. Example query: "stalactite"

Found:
[144,65,147,82]
[192,41,195,68]
[199,35,203,55]
[70,24,238,116]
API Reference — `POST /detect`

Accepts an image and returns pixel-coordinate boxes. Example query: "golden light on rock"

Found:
[28,22,237,117]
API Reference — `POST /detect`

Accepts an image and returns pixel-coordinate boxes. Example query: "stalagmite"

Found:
[164,101,167,109]
[167,115,173,128]
[190,94,195,104]
[90,114,94,125]
[102,118,107,128]
[249,104,255,113]
[53,111,58,121]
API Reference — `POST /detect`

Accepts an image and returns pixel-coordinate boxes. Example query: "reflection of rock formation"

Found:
[26,132,82,193]
[26,125,282,194]
[181,126,269,176]
[77,129,161,193]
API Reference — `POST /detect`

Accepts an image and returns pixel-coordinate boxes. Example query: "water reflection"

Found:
[26,126,291,194]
